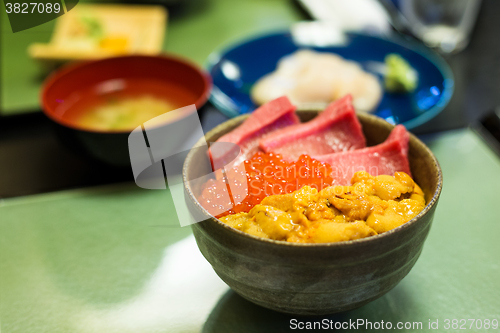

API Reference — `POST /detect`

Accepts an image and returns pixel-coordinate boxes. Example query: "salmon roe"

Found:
[198,152,334,218]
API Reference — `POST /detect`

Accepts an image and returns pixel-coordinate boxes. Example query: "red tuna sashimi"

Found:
[259,95,365,161]
[312,125,411,186]
[210,96,299,169]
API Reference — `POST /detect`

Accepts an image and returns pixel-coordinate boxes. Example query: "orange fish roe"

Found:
[198,152,334,218]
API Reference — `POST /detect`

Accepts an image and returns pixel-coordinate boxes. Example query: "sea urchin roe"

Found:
[219,171,426,243]
[198,152,334,218]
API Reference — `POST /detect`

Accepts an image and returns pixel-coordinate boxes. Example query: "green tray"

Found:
[1,129,500,332]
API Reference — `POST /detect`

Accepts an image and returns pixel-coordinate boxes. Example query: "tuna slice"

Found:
[259,95,366,161]
[312,124,411,185]
[210,96,299,169]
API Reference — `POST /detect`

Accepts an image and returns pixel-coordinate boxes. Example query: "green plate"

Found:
[1,129,500,332]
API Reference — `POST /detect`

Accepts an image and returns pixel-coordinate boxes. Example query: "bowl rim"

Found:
[205,29,454,130]
[40,54,212,134]
[183,111,443,248]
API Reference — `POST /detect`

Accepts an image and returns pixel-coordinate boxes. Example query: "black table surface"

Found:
[1,0,499,199]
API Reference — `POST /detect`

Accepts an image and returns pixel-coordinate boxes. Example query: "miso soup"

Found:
[77,95,180,131]
[60,78,199,131]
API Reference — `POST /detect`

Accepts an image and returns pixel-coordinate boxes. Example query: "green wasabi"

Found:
[384,53,418,93]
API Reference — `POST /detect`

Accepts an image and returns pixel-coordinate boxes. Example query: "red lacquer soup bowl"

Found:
[41,55,212,166]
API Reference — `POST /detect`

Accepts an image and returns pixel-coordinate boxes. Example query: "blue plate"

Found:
[207,31,454,129]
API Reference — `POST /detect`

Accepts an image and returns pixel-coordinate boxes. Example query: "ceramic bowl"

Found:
[41,55,212,166]
[183,111,442,315]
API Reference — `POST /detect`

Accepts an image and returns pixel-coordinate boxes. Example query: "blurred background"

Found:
[1,0,499,198]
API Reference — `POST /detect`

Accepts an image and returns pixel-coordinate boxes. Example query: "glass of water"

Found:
[398,0,482,53]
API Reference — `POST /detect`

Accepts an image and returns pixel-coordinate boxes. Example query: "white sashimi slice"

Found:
[251,49,382,112]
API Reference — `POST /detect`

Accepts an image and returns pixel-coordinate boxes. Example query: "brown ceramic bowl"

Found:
[183,111,442,315]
